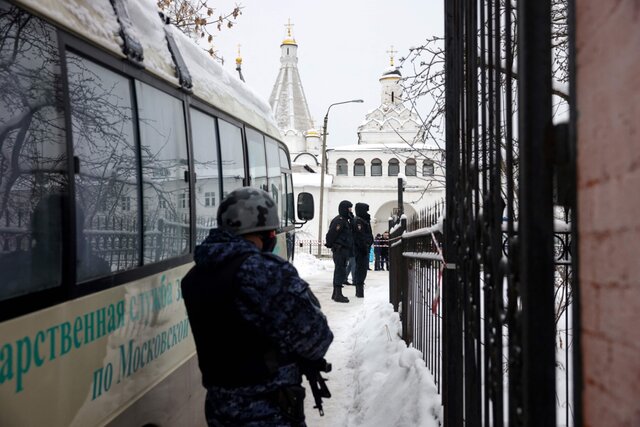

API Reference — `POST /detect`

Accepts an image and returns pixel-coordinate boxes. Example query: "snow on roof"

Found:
[292,172,333,188]
[16,0,281,141]
[330,142,442,152]
[17,0,123,56]
[167,26,281,139]
[129,0,178,86]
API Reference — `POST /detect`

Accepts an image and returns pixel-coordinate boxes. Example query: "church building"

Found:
[268,25,444,239]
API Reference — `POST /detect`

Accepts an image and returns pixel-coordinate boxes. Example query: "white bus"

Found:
[0,0,313,425]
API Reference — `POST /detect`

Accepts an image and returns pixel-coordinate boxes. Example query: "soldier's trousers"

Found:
[354,250,369,285]
[331,246,350,286]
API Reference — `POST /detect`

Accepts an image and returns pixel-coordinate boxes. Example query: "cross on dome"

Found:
[386,45,398,66]
[285,18,294,37]
[282,18,297,45]
[235,44,242,64]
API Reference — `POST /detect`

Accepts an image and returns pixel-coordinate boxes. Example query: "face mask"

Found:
[261,230,277,253]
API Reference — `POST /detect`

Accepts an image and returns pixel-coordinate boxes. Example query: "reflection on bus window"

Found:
[279,147,290,171]
[286,173,295,224]
[265,138,283,224]
[246,128,268,192]
[218,119,244,193]
[136,81,189,263]
[67,53,139,280]
[191,108,220,243]
[0,4,68,300]
[279,147,294,226]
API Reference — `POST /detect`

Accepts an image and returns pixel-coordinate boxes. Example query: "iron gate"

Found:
[440,0,579,426]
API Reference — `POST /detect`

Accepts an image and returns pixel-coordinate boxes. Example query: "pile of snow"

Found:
[297,257,443,426]
[346,301,441,426]
[293,252,333,278]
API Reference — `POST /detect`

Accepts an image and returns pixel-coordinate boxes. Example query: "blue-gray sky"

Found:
[211,0,444,147]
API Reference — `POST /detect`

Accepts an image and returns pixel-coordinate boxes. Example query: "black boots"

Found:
[355,284,364,298]
[332,286,349,303]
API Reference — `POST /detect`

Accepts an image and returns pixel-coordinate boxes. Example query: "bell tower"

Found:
[268,19,315,154]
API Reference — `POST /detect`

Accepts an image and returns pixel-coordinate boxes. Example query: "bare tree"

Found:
[396,0,573,345]
[157,0,243,63]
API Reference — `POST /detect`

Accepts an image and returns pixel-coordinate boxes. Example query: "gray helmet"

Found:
[217,187,279,235]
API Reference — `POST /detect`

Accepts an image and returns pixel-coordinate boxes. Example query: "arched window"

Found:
[405,158,417,176]
[336,158,348,176]
[354,158,365,176]
[423,159,435,176]
[388,158,400,176]
[371,158,382,176]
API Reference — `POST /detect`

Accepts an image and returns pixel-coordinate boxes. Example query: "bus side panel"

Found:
[0,264,196,427]
[107,354,205,427]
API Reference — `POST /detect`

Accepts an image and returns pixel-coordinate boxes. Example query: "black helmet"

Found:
[217,187,279,235]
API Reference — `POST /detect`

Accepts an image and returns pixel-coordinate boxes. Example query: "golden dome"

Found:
[282,38,297,46]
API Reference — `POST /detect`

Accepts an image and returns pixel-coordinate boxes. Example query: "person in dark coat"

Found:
[324,200,354,303]
[379,231,390,270]
[373,234,382,271]
[353,203,374,298]
[181,188,333,426]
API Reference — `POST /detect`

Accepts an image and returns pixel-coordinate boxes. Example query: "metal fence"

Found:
[438,0,579,425]
[389,204,576,427]
[389,201,445,393]
[296,240,333,257]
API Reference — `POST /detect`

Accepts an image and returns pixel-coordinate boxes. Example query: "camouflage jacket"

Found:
[182,229,333,425]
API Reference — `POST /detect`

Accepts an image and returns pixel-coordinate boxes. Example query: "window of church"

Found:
[371,159,382,176]
[423,159,435,176]
[337,158,348,176]
[354,158,365,176]
[406,159,417,176]
[388,159,400,176]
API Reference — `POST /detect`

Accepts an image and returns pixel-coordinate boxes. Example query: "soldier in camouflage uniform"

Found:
[181,188,333,426]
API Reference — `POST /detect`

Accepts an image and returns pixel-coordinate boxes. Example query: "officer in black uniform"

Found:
[324,200,354,303]
[353,203,374,298]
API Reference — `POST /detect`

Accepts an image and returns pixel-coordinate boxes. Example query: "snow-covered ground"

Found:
[293,253,442,427]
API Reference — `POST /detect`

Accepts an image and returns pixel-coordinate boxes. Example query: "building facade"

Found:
[268,28,443,239]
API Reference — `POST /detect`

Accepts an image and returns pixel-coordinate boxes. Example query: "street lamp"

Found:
[317,99,364,256]
[397,172,407,218]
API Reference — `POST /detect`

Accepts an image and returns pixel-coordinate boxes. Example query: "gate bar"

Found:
[518,0,557,425]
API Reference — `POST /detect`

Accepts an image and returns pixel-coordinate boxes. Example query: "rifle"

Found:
[300,358,332,416]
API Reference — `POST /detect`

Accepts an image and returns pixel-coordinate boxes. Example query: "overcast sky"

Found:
[211,0,444,148]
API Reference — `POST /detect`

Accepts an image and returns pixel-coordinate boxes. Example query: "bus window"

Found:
[191,108,220,242]
[0,4,68,301]
[246,128,268,192]
[136,81,189,264]
[279,147,291,171]
[265,138,283,225]
[67,53,138,280]
[279,147,293,226]
[286,173,295,224]
[218,119,245,195]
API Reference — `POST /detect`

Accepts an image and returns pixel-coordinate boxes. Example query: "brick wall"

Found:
[577,0,640,425]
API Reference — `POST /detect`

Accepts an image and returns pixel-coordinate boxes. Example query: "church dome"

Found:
[282,37,297,46]
[380,66,402,80]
